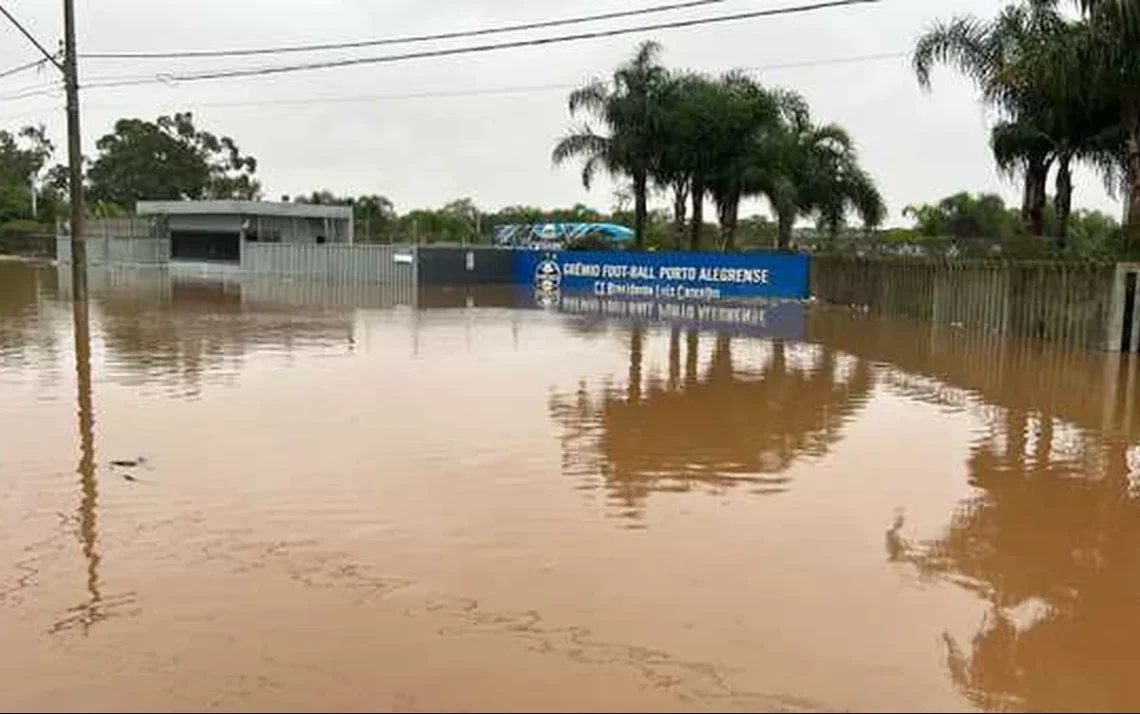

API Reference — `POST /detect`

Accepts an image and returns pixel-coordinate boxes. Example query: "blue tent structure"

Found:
[492,222,635,248]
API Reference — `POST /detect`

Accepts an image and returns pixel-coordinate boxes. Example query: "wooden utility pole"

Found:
[63,0,85,297]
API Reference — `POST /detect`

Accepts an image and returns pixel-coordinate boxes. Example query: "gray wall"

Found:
[416,246,515,286]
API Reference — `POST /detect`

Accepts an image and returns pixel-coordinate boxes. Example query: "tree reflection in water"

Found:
[889,359,1140,712]
[0,263,60,372]
[549,325,874,522]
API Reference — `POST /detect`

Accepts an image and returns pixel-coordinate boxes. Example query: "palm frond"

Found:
[567,79,611,119]
[913,16,995,90]
[552,128,610,166]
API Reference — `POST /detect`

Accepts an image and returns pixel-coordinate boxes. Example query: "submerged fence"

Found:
[56,218,170,266]
[239,243,418,291]
[810,256,1140,353]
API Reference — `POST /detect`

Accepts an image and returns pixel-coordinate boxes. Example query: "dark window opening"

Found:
[171,231,240,263]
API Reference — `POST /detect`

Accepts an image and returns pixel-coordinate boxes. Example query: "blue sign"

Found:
[513,250,810,301]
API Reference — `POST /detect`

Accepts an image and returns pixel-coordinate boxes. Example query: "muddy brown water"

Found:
[1,262,1139,712]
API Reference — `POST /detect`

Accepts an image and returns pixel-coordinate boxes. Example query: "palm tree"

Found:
[653,73,702,250]
[1067,0,1140,248]
[746,92,883,249]
[989,13,1124,245]
[705,73,780,251]
[654,71,722,251]
[552,41,670,249]
[913,0,1068,238]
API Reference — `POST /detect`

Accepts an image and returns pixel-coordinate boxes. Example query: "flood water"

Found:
[2,261,1139,713]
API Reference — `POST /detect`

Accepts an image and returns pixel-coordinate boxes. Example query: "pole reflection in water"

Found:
[56,285,104,634]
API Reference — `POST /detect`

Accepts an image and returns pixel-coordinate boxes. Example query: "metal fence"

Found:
[56,218,170,266]
[810,256,1132,352]
[240,243,418,289]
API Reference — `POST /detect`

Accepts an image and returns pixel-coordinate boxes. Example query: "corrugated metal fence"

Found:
[810,256,1137,352]
[56,218,170,265]
[240,243,418,292]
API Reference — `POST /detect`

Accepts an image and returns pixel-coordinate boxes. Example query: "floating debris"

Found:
[110,457,147,469]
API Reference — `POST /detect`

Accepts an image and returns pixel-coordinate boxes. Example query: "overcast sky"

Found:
[0,0,1121,225]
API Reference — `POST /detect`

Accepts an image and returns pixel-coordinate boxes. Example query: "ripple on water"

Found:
[2,264,1140,712]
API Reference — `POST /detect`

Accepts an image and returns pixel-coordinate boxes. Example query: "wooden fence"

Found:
[810,256,1140,353]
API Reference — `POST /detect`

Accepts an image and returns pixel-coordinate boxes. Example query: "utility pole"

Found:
[0,2,85,294]
[63,0,85,298]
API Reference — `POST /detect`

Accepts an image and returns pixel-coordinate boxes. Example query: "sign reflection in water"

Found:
[2,263,1140,711]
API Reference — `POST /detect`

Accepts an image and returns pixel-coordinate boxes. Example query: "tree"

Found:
[1067,0,1140,249]
[747,91,884,249]
[658,72,723,251]
[654,72,710,250]
[87,112,260,207]
[353,195,397,243]
[914,1,1069,238]
[553,41,670,249]
[0,125,58,224]
[904,192,1020,240]
[704,72,781,251]
[915,0,1137,247]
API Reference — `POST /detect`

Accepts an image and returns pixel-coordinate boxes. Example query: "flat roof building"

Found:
[138,200,354,264]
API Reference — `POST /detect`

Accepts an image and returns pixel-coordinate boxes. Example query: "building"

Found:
[137,200,354,264]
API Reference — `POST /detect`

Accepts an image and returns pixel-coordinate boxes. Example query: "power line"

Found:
[0,82,60,102]
[81,0,771,60]
[0,3,62,70]
[0,57,48,82]
[82,0,884,87]
[77,50,908,109]
[0,48,905,110]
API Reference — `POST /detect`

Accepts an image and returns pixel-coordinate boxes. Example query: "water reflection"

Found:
[56,287,106,634]
[61,269,363,394]
[9,262,1140,709]
[550,326,873,520]
[876,332,1140,711]
[0,263,60,371]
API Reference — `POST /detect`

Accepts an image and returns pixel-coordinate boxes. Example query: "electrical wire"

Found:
[0,82,60,102]
[82,0,777,60]
[75,50,906,110]
[0,57,48,82]
[0,2,62,70]
[80,0,884,87]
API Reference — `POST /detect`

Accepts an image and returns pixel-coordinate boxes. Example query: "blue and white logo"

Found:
[534,257,562,295]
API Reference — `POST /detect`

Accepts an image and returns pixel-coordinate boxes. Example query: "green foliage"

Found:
[915,0,1139,246]
[0,125,66,224]
[0,219,44,235]
[903,192,1020,241]
[554,43,882,252]
[87,112,260,207]
[893,190,1122,258]
[553,41,671,248]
